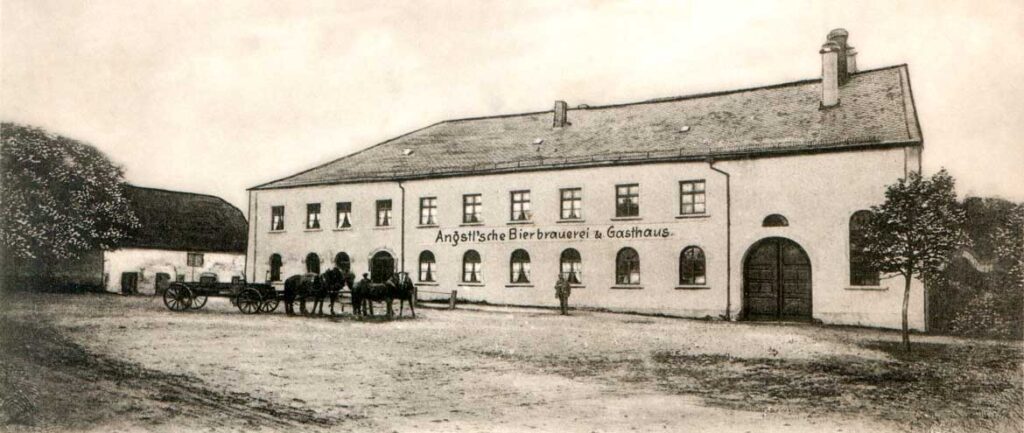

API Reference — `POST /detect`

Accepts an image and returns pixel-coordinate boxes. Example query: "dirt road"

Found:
[1,293,1021,432]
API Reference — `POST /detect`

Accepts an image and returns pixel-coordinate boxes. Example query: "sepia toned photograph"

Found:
[2,1,1022,432]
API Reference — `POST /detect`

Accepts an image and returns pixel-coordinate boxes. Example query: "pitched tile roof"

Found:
[120,186,247,253]
[254,65,922,190]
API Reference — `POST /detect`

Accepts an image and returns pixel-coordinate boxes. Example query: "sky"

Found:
[3,0,1023,214]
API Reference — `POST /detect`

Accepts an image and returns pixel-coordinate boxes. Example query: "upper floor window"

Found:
[615,184,640,217]
[510,249,531,283]
[850,210,880,286]
[420,197,437,226]
[463,194,483,224]
[306,203,321,229]
[336,202,352,228]
[679,180,706,215]
[269,254,282,282]
[560,188,583,220]
[271,206,285,231]
[187,252,204,267]
[463,250,482,283]
[560,248,582,284]
[419,250,436,282]
[376,199,392,227]
[615,247,640,285]
[510,190,531,221]
[679,246,706,285]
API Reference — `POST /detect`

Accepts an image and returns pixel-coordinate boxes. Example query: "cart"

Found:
[162,279,279,314]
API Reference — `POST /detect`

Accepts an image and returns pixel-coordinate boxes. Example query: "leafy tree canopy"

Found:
[1,123,139,262]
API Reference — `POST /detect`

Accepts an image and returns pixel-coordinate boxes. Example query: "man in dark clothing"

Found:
[555,274,571,315]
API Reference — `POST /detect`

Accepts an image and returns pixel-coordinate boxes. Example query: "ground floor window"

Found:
[510,249,531,283]
[560,248,582,284]
[306,253,320,274]
[616,247,640,285]
[419,250,436,282]
[463,250,482,283]
[679,246,706,285]
[269,254,282,281]
[335,252,351,273]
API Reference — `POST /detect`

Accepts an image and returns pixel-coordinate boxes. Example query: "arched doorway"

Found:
[370,251,395,283]
[743,237,812,320]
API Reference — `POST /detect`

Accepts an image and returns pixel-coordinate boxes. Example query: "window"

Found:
[334,252,351,273]
[376,199,392,227]
[306,203,321,229]
[510,190,531,221]
[679,246,706,285]
[615,247,640,285]
[269,254,282,281]
[560,248,582,284]
[462,250,482,283]
[679,180,706,215]
[560,188,582,220]
[187,252,204,267]
[850,210,880,286]
[419,197,437,226]
[463,194,482,223]
[510,249,531,283]
[306,253,320,274]
[419,250,436,282]
[763,214,789,227]
[615,184,640,217]
[271,206,285,231]
[336,202,352,228]
[175,274,185,282]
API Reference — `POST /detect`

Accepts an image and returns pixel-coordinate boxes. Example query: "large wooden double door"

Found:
[743,237,812,320]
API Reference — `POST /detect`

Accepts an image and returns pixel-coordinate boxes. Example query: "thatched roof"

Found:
[254,65,922,190]
[120,186,247,253]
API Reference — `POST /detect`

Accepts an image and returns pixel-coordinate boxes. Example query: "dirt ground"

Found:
[1,293,1021,433]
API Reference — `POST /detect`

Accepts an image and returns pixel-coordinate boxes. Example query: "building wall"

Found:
[248,146,925,330]
[104,248,245,295]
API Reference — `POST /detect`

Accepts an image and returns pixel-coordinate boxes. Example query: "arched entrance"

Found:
[743,237,812,320]
[370,251,395,283]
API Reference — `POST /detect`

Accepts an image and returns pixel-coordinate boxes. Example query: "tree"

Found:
[1,123,139,283]
[862,169,966,351]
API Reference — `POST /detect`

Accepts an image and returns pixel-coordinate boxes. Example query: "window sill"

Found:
[373,226,395,230]
[569,285,586,289]
[611,285,643,290]
[458,282,484,287]
[675,285,710,290]
[268,230,286,234]
[611,216,642,222]
[304,228,323,232]
[417,282,439,286]
[507,220,534,225]
[556,219,585,224]
[505,283,534,288]
[333,227,353,232]
[460,222,485,227]
[417,224,439,229]
[675,214,710,220]
[845,286,888,291]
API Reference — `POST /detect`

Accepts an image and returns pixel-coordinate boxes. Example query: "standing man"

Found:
[555,274,571,315]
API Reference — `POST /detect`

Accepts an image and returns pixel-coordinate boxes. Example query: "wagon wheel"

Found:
[162,284,193,312]
[259,295,279,313]
[236,288,262,314]
[190,294,209,310]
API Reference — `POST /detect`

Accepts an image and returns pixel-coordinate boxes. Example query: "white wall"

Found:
[248,146,926,330]
[105,248,246,295]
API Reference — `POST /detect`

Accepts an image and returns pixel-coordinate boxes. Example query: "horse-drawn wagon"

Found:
[162,279,279,314]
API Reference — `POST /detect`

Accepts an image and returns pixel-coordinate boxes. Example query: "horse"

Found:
[318,267,351,316]
[386,272,416,318]
[283,273,321,315]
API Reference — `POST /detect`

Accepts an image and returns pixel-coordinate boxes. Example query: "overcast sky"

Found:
[4,0,1023,213]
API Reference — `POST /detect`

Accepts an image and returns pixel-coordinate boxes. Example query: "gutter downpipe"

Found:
[708,158,732,321]
[398,180,406,274]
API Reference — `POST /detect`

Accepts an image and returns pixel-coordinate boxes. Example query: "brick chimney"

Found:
[827,28,851,85]
[820,40,840,108]
[553,100,568,128]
